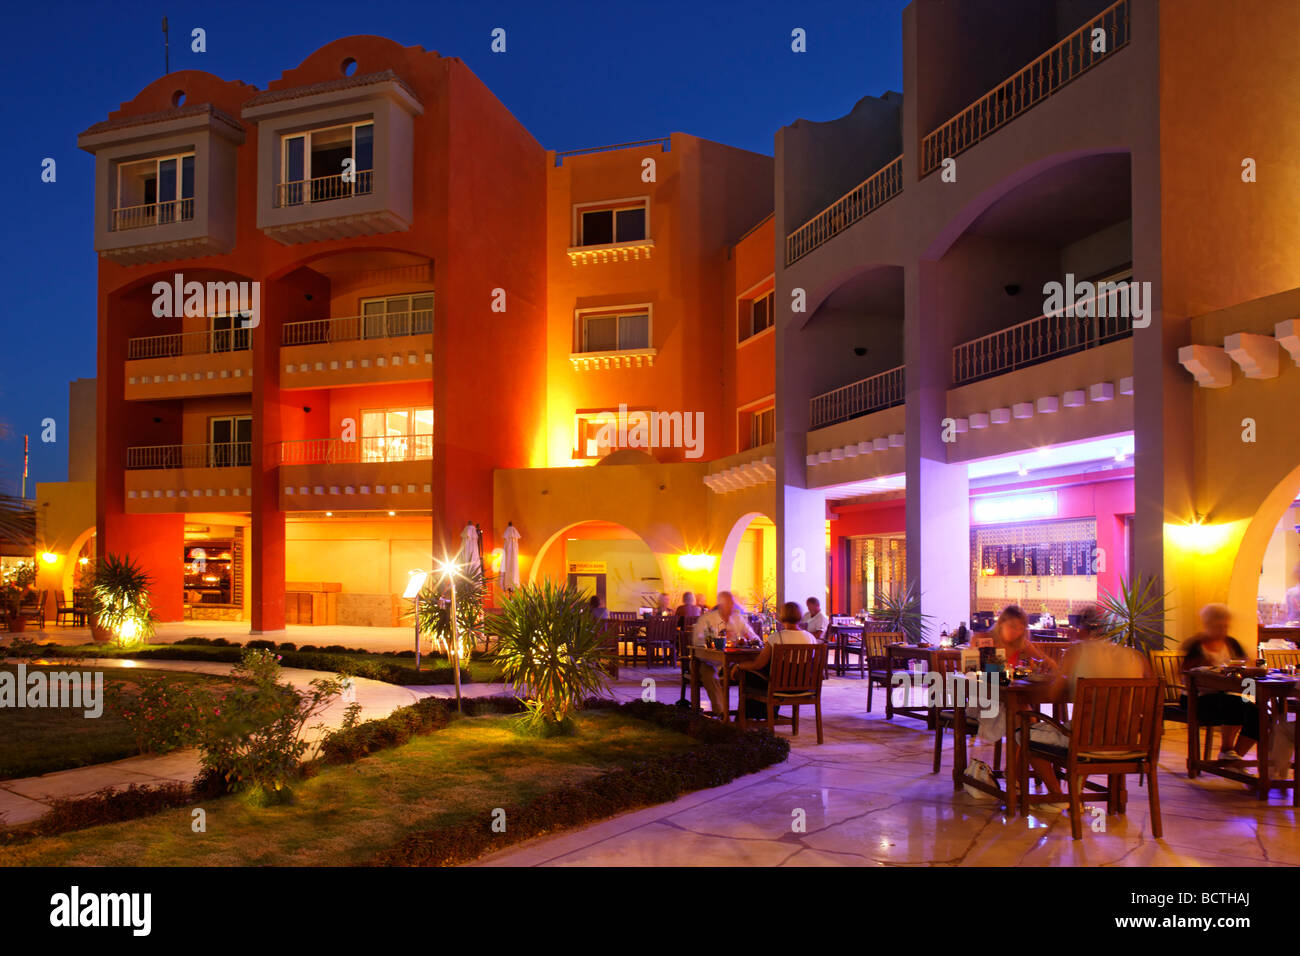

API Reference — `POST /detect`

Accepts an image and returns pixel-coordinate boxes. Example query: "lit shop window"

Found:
[360,407,434,461]
[579,309,650,353]
[576,201,647,246]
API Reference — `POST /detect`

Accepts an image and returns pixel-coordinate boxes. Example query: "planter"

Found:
[89,614,113,644]
[7,614,26,633]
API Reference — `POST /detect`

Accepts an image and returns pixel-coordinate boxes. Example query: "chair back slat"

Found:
[1070,678,1163,756]
[1147,650,1185,702]
[768,643,827,694]
[1034,640,1072,665]
[863,631,904,658]
[1263,648,1300,670]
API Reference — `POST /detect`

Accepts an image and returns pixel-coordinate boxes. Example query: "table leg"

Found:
[1257,689,1272,802]
[1186,679,1200,778]
[885,652,896,720]
[719,664,731,723]
[1005,689,1020,816]
[690,656,700,714]
[953,701,967,792]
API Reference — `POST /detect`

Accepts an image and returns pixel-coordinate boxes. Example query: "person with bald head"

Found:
[691,591,758,717]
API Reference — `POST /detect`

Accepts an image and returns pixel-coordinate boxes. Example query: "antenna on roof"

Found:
[162,16,170,75]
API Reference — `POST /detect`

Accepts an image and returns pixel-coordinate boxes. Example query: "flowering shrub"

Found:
[112,676,207,754]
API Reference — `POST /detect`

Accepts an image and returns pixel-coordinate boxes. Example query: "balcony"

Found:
[77,103,243,265]
[275,170,374,208]
[280,308,433,388]
[952,297,1133,386]
[809,366,905,429]
[112,198,195,232]
[276,436,433,511]
[124,442,252,513]
[125,329,253,400]
[919,0,1130,178]
[785,157,903,266]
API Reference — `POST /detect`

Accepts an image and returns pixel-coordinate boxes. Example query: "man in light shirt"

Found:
[800,596,827,641]
[691,591,758,716]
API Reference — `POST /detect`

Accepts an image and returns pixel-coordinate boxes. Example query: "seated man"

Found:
[732,602,817,719]
[799,596,827,641]
[691,591,758,716]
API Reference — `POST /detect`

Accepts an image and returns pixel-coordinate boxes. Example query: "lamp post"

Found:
[404,569,429,672]
[436,558,464,712]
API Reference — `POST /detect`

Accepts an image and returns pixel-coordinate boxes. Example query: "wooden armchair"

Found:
[929,650,1002,774]
[1017,677,1165,839]
[865,632,906,714]
[1149,649,1224,766]
[737,642,829,743]
[55,592,79,627]
[18,590,47,629]
[640,615,679,667]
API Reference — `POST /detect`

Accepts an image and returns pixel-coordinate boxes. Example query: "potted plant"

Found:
[91,553,156,646]
[1097,573,1171,651]
[2,563,36,632]
[872,580,933,644]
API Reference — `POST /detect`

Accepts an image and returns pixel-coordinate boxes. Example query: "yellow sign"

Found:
[568,562,606,575]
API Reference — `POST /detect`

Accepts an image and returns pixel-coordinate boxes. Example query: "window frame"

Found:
[737,276,776,344]
[574,304,653,354]
[572,197,651,248]
[359,405,435,462]
[735,395,776,453]
[358,291,435,339]
[279,120,375,186]
[114,151,196,212]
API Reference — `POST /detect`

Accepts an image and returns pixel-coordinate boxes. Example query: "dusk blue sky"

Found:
[1,0,907,493]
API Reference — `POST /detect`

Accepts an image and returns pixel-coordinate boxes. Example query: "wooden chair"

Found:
[18,590,46,629]
[927,650,1006,775]
[738,642,829,743]
[72,589,92,627]
[1149,649,1222,765]
[54,592,79,627]
[1034,640,1072,666]
[1263,648,1300,670]
[640,615,679,667]
[597,620,620,679]
[865,632,906,713]
[1017,677,1165,840]
[676,620,695,703]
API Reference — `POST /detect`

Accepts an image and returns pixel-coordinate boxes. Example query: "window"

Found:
[114,153,195,228]
[360,407,434,462]
[572,409,652,460]
[580,309,650,353]
[359,292,434,339]
[577,201,647,246]
[739,291,774,342]
[747,407,774,450]
[211,314,254,353]
[208,416,252,467]
[278,122,374,206]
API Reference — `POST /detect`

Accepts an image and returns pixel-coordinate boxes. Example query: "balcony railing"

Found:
[920,0,1130,177]
[127,328,251,360]
[277,435,434,465]
[275,170,374,208]
[785,157,903,266]
[111,198,196,232]
[952,292,1134,386]
[126,442,251,470]
[809,365,905,429]
[282,308,433,347]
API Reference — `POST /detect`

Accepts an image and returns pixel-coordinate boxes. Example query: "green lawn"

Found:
[0,711,699,866]
[0,665,244,780]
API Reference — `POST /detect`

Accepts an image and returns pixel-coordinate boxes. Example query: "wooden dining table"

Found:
[951,675,1059,815]
[689,644,761,723]
[1185,666,1299,804]
[886,643,963,724]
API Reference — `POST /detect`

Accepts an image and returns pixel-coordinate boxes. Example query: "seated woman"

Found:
[731,602,817,720]
[1026,605,1150,795]
[1180,603,1258,764]
[992,604,1057,671]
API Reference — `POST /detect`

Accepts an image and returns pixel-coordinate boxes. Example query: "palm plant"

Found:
[872,579,932,644]
[91,553,155,646]
[485,580,611,732]
[1097,574,1171,651]
[416,563,490,656]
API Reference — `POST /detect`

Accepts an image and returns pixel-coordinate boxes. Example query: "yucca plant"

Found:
[91,553,155,646]
[872,580,932,644]
[485,580,611,733]
[415,563,490,656]
[1097,574,1171,651]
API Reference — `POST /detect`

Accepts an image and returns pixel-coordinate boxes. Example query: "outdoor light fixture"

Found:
[676,553,717,572]
[1017,462,1028,477]
[405,569,429,673]
[40,552,58,564]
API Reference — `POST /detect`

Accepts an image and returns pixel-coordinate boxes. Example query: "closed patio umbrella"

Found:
[501,521,521,592]
[459,520,480,571]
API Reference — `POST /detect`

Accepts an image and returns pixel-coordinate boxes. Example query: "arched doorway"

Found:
[1228,463,1300,643]
[717,512,776,611]
[530,520,667,612]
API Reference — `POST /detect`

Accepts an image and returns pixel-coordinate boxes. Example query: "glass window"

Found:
[617,313,649,350]
[578,201,647,246]
[580,209,614,246]
[358,292,435,339]
[361,406,434,461]
[580,311,650,353]
[615,206,646,241]
[740,291,774,342]
[583,315,618,352]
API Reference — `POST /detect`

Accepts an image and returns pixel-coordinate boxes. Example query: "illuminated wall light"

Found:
[972,491,1058,524]
[1114,448,1126,462]
[1165,518,1234,555]
[1016,462,1028,477]
[676,553,717,572]
[40,552,59,565]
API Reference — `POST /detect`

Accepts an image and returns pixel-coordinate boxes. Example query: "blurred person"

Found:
[587,594,608,621]
[1286,563,1300,622]
[800,596,827,641]
[1180,603,1258,763]
[674,591,703,620]
[692,591,758,716]
[733,602,817,720]
[992,604,1056,670]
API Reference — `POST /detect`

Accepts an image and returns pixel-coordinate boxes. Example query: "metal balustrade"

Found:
[127,328,251,360]
[275,169,374,208]
[809,365,905,429]
[126,442,251,470]
[111,197,196,231]
[282,308,433,346]
[920,0,1130,177]
[276,435,434,465]
[785,157,903,265]
[952,293,1134,386]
